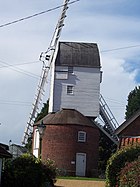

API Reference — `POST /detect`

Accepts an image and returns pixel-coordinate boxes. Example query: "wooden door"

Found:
[76,153,86,176]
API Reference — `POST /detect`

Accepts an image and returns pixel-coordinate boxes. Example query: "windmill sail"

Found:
[22,0,71,144]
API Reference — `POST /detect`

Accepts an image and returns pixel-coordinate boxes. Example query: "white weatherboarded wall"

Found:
[50,66,101,117]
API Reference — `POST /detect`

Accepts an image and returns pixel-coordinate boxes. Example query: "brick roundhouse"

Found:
[33,109,100,177]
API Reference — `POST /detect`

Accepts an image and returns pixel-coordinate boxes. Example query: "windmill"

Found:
[22,0,119,146]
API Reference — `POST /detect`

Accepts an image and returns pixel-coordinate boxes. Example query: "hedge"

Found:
[119,159,140,187]
[105,145,140,187]
[2,154,57,187]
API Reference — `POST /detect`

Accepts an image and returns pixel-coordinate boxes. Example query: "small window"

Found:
[67,85,74,95]
[78,131,86,142]
[68,66,73,73]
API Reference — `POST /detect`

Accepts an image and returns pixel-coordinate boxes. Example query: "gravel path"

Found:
[55,179,105,187]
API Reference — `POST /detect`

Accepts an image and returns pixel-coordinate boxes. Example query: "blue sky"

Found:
[0,0,140,144]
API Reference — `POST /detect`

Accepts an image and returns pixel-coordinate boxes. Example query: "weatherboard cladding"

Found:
[53,66,100,117]
[55,42,100,68]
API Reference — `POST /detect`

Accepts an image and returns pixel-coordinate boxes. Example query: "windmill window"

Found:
[67,85,74,95]
[78,131,86,142]
[68,66,73,73]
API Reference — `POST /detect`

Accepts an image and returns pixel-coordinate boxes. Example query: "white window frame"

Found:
[55,71,68,80]
[78,131,86,142]
[67,85,74,95]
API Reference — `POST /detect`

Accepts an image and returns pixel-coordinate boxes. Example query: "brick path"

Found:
[55,179,105,187]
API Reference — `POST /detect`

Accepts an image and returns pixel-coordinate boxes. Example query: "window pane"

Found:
[67,85,74,94]
[68,66,73,73]
[78,131,86,142]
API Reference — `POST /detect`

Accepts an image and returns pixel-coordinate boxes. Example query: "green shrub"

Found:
[105,145,140,187]
[119,159,140,187]
[2,154,57,187]
[42,158,57,185]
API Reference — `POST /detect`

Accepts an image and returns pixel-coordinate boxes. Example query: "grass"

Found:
[57,176,105,181]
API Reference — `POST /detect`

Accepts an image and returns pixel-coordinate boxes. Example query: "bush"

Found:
[105,145,140,187]
[2,154,57,187]
[119,159,140,187]
[42,158,57,185]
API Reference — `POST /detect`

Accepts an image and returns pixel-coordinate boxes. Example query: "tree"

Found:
[125,86,140,120]
[35,100,49,122]
[98,130,117,177]
[25,133,32,153]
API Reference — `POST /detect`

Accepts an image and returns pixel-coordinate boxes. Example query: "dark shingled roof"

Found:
[10,144,28,154]
[0,146,12,158]
[55,42,101,68]
[34,109,96,128]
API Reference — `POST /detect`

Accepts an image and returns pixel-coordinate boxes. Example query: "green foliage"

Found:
[119,159,140,187]
[25,133,32,153]
[35,100,49,122]
[125,86,140,120]
[2,154,57,187]
[98,130,117,177]
[57,176,105,181]
[42,158,57,184]
[105,145,140,187]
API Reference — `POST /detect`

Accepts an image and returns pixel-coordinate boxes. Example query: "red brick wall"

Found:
[41,124,99,177]
[120,117,140,136]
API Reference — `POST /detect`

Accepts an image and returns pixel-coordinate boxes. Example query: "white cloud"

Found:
[100,55,136,124]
